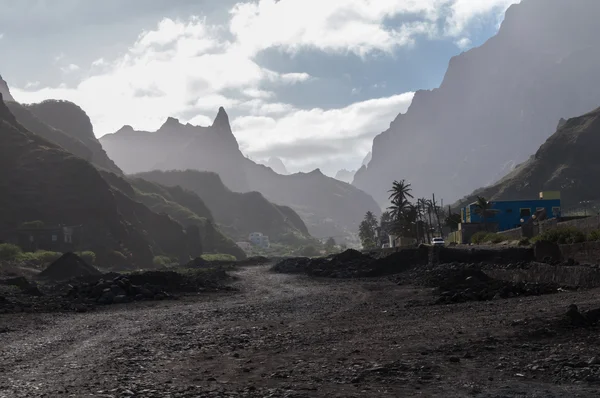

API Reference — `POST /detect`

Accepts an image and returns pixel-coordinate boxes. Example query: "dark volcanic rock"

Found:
[40,253,102,281]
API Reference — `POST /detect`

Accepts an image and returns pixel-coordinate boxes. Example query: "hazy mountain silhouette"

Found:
[455,107,600,209]
[258,157,289,175]
[334,169,355,184]
[26,100,121,174]
[0,75,14,102]
[134,169,311,244]
[102,108,250,192]
[354,0,600,206]
[0,92,244,263]
[0,92,156,266]
[101,108,381,240]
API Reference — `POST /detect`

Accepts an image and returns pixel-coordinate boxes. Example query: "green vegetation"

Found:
[532,227,587,244]
[0,243,62,266]
[75,251,96,265]
[153,255,178,267]
[0,243,22,261]
[359,211,378,249]
[588,230,600,241]
[471,232,508,245]
[201,253,237,262]
[299,245,320,257]
[518,238,531,246]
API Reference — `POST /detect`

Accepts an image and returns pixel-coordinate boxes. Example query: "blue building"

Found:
[461,191,561,231]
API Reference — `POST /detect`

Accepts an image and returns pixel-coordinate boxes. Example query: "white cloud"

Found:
[455,37,472,50]
[10,0,520,172]
[228,0,521,58]
[233,92,415,171]
[445,0,521,37]
[60,63,80,73]
[24,81,40,89]
[11,16,312,135]
[0,33,4,40]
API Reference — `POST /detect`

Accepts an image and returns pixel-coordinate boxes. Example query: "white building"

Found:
[248,232,270,249]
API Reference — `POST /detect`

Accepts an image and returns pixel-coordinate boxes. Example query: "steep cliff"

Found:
[455,108,600,209]
[354,0,600,206]
[0,75,15,102]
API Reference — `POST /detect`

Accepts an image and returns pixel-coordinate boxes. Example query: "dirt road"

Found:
[2,265,600,397]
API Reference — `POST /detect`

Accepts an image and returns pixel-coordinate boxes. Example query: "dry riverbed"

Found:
[2,265,600,397]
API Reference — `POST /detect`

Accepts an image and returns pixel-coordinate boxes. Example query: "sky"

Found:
[0,0,520,176]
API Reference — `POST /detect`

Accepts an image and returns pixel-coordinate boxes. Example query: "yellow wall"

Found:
[539,191,561,200]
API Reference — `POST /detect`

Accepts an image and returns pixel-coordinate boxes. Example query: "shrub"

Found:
[299,245,319,257]
[471,231,489,245]
[201,253,237,262]
[29,250,62,264]
[76,251,96,265]
[153,255,177,267]
[486,234,507,244]
[518,238,531,246]
[0,243,22,261]
[588,230,600,242]
[533,227,586,245]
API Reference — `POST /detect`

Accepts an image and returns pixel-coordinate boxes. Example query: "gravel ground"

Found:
[2,265,600,397]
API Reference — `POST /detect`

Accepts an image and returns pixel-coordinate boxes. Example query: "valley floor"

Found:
[2,265,600,397]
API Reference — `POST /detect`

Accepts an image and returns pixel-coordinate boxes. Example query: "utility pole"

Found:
[432,193,443,237]
[415,201,420,245]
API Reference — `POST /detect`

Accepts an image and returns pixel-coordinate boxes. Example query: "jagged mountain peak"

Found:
[212,107,231,132]
[160,116,182,129]
[0,74,15,102]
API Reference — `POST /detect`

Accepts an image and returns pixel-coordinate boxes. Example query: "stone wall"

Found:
[497,227,523,240]
[559,241,600,264]
[434,246,534,264]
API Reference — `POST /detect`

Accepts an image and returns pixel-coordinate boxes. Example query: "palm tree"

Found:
[364,211,378,230]
[473,196,499,229]
[388,180,413,205]
[387,197,411,221]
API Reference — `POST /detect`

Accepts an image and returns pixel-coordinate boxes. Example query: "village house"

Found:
[248,232,270,249]
[16,224,84,252]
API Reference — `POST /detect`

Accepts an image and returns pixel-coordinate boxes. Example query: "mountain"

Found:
[362,152,372,167]
[243,163,381,242]
[100,171,246,259]
[100,108,381,241]
[5,101,95,163]
[353,0,600,207]
[25,100,121,174]
[0,92,156,267]
[0,75,14,102]
[259,157,289,175]
[134,170,311,244]
[335,169,356,184]
[101,108,249,192]
[455,108,600,209]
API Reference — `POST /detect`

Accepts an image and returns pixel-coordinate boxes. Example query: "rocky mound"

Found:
[272,248,427,278]
[39,253,102,281]
[415,263,559,305]
[65,269,234,305]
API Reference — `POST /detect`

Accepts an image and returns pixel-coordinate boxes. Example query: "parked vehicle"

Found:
[431,237,445,246]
